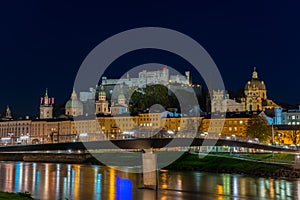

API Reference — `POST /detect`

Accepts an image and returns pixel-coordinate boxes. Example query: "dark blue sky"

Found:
[0,1,300,116]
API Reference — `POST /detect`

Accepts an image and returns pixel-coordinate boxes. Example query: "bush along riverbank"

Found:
[0,191,33,199]
[165,153,300,179]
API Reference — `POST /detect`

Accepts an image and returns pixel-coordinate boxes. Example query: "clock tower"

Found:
[40,88,54,119]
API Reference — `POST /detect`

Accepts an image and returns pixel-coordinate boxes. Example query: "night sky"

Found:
[1,1,300,116]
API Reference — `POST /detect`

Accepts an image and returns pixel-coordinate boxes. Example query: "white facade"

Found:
[101,67,191,88]
[211,90,246,113]
[0,120,31,143]
[282,109,300,125]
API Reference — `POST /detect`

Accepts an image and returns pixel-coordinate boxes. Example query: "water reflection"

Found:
[0,161,299,199]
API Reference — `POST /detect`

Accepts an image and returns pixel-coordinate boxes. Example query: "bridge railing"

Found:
[2,131,295,152]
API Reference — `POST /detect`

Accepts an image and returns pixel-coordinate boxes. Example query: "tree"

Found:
[128,85,177,112]
[245,115,272,143]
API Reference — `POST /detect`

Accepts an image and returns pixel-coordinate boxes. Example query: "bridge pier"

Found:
[293,153,300,169]
[142,149,157,190]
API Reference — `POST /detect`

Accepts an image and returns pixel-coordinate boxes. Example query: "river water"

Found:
[0,161,299,200]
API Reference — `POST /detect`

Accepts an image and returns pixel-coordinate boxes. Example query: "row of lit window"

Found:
[210,127,243,132]
[0,127,29,131]
[140,123,159,127]
[140,118,159,121]
[288,115,299,120]
[206,120,246,125]
[0,123,30,126]
[288,122,300,125]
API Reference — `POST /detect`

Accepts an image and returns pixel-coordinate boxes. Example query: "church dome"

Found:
[65,99,83,109]
[118,93,125,100]
[118,87,125,100]
[244,67,266,90]
[65,89,83,109]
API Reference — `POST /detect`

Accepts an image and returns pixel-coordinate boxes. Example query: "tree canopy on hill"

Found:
[128,85,176,113]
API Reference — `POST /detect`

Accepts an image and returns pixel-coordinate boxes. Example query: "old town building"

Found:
[211,67,279,113]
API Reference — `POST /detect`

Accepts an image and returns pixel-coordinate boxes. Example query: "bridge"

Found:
[0,138,296,152]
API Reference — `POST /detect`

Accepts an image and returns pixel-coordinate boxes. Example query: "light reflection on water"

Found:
[0,161,299,200]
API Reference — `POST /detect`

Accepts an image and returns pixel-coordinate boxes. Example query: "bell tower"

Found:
[95,85,110,115]
[40,88,54,119]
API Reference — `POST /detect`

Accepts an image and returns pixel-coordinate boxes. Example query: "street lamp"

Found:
[51,128,56,143]
[8,133,14,145]
[272,118,275,157]
[272,118,275,145]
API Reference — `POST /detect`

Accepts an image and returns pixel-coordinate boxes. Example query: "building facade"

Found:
[200,114,250,137]
[0,119,31,144]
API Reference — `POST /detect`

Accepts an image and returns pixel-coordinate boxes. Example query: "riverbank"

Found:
[165,153,300,179]
[1,151,300,179]
[0,191,33,199]
[86,152,300,179]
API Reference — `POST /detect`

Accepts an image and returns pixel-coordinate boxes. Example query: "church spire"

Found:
[45,88,48,98]
[5,105,12,119]
[44,88,49,105]
[118,86,126,105]
[71,88,78,100]
[252,66,258,79]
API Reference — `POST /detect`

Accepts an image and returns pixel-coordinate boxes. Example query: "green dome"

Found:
[118,93,125,99]
[65,99,83,109]
[99,86,106,96]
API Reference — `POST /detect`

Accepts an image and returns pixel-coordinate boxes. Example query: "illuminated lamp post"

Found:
[8,133,14,145]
